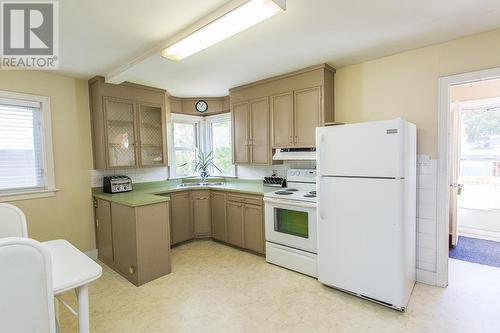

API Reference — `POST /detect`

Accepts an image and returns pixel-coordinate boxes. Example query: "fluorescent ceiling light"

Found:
[161,0,286,61]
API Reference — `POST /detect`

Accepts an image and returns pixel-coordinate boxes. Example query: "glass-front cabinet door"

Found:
[138,104,165,166]
[104,98,136,168]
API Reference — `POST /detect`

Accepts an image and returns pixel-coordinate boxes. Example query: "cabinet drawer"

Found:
[227,194,262,206]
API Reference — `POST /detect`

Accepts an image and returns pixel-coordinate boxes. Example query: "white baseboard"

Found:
[458,227,500,243]
[416,268,438,286]
[84,249,98,260]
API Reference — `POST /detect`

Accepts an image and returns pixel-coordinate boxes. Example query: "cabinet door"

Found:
[137,103,166,167]
[95,199,114,264]
[170,192,193,245]
[104,97,137,168]
[270,92,294,148]
[192,190,211,237]
[243,204,265,254]
[232,102,250,164]
[226,201,244,247]
[250,97,271,164]
[294,86,321,147]
[211,192,226,241]
[111,203,138,282]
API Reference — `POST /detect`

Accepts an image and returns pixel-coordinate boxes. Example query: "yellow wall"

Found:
[335,28,500,158]
[0,71,95,252]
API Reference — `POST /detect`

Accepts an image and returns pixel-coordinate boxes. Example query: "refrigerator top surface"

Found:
[316,119,415,179]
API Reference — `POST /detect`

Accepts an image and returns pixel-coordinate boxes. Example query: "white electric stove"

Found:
[263,169,318,277]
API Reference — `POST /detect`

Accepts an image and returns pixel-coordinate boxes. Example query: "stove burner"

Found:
[304,194,316,198]
[309,191,317,195]
[284,188,299,192]
[275,191,294,195]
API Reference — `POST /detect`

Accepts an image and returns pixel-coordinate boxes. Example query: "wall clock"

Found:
[195,100,208,113]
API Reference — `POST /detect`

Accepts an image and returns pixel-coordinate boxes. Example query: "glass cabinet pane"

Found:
[274,208,309,238]
[138,104,164,166]
[105,99,136,167]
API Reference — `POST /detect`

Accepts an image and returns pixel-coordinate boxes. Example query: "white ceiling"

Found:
[59,0,500,96]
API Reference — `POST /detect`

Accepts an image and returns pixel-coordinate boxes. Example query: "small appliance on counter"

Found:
[263,175,286,188]
[103,175,132,193]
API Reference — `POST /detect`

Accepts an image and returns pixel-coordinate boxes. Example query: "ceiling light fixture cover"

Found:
[161,0,286,61]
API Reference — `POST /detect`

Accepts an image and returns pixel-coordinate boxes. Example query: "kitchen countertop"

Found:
[92,179,276,207]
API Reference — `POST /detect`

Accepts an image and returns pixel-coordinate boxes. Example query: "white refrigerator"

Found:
[316,118,416,311]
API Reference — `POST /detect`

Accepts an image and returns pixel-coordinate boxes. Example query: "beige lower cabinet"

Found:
[192,190,211,237]
[211,191,227,241]
[94,198,171,286]
[95,199,114,265]
[225,193,265,254]
[243,204,265,254]
[167,190,264,254]
[170,191,193,245]
[226,200,244,247]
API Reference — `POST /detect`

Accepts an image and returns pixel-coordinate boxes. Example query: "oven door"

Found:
[264,197,317,253]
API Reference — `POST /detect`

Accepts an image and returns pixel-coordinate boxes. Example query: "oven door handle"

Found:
[263,197,317,208]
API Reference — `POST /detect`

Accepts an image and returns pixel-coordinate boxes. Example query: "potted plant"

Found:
[180,150,222,182]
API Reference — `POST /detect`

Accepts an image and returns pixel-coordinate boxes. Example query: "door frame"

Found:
[436,66,500,287]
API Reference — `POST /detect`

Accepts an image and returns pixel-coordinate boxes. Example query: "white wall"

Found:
[90,167,168,187]
[236,161,316,179]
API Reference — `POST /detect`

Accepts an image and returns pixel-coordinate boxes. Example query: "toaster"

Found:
[103,175,132,193]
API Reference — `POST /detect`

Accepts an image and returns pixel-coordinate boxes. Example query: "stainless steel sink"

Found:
[178,182,225,187]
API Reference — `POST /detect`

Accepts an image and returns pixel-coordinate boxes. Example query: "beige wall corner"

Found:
[335,27,500,159]
[0,70,95,252]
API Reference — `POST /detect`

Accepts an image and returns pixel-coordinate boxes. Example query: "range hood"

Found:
[272,148,316,161]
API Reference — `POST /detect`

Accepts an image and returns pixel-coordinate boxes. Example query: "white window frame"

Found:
[169,114,202,179]
[0,90,57,202]
[169,113,235,179]
[205,113,236,177]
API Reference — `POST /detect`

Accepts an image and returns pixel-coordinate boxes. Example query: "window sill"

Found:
[0,189,59,202]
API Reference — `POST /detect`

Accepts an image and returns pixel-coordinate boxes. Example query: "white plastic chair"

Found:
[0,237,57,333]
[0,203,28,238]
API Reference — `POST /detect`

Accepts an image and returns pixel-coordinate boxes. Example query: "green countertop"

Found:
[92,179,275,207]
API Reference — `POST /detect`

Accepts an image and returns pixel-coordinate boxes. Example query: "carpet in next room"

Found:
[449,236,500,268]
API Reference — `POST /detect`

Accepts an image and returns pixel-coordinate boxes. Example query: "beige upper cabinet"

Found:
[232,97,271,165]
[249,97,271,165]
[89,76,167,170]
[270,91,294,148]
[138,103,166,166]
[294,86,321,147]
[104,98,137,168]
[230,64,335,150]
[232,102,250,164]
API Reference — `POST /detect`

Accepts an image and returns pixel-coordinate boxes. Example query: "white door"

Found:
[316,119,404,178]
[317,176,410,307]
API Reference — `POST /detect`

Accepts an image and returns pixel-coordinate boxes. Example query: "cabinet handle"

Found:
[96,219,99,228]
[195,197,208,200]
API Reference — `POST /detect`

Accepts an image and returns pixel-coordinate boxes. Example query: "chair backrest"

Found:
[0,203,28,238]
[0,237,56,333]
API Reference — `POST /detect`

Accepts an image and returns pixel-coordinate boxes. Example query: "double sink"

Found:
[177,182,225,188]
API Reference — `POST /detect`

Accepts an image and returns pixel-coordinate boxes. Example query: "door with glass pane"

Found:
[138,103,165,166]
[104,97,136,168]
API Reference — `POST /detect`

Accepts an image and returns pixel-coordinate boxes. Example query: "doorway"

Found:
[437,68,500,287]
[448,80,500,267]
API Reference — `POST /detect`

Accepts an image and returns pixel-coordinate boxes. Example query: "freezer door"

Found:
[316,119,404,178]
[317,176,412,308]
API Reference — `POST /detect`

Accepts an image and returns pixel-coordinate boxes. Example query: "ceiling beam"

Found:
[105,0,249,84]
